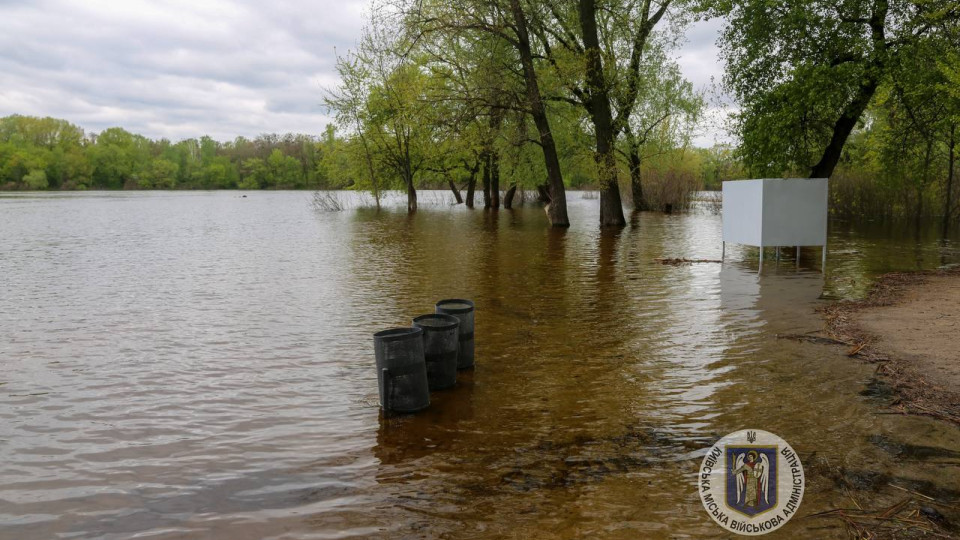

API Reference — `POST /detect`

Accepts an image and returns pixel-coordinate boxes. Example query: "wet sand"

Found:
[826,268,960,423]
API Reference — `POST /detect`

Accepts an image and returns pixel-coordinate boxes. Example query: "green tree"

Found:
[23,169,48,190]
[411,0,571,225]
[328,9,439,213]
[142,159,179,189]
[239,157,267,189]
[617,43,703,209]
[316,125,355,188]
[266,149,302,188]
[89,127,151,188]
[706,0,960,179]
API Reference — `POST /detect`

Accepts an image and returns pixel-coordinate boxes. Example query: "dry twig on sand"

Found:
[776,332,852,346]
[805,497,954,539]
[819,267,960,425]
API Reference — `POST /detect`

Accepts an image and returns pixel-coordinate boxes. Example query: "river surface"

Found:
[2,190,959,539]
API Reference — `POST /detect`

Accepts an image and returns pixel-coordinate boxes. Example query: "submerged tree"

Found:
[618,42,703,210]
[326,8,433,213]
[408,0,572,226]
[519,0,690,225]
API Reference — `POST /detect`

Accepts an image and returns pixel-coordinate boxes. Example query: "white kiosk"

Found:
[721,178,828,271]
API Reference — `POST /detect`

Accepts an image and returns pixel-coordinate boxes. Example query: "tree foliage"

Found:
[323,0,704,225]
[0,115,347,191]
[706,0,960,179]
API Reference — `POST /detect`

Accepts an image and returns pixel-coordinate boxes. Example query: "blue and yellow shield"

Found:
[725,445,778,516]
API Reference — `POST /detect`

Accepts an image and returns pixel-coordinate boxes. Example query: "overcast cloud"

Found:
[0,1,728,146]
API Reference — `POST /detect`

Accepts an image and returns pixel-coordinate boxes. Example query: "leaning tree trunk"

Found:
[510,0,569,227]
[448,177,463,204]
[579,0,626,227]
[809,78,879,179]
[809,6,887,180]
[503,184,517,209]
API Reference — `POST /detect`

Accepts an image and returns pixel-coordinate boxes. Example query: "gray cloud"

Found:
[0,1,729,145]
[0,0,364,141]
[673,17,734,147]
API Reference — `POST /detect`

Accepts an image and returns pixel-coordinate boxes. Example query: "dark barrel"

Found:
[373,327,430,413]
[412,313,459,390]
[435,299,475,369]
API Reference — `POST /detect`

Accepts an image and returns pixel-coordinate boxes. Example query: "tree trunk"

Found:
[916,187,924,228]
[626,133,648,211]
[406,177,417,213]
[579,0,626,227]
[509,0,569,227]
[629,159,646,211]
[917,137,933,228]
[403,133,416,213]
[808,79,879,179]
[448,177,463,204]
[504,184,517,209]
[488,112,502,209]
[944,124,956,236]
[536,183,552,203]
[491,151,501,209]
[482,152,492,209]
[466,166,477,208]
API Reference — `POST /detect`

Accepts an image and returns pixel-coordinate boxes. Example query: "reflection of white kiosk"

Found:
[721,178,828,271]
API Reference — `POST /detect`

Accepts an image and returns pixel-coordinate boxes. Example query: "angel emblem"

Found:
[732,450,770,509]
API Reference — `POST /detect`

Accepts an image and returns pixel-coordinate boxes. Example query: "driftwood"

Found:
[655,258,722,265]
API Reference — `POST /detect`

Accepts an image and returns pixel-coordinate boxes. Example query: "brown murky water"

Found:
[2,191,959,539]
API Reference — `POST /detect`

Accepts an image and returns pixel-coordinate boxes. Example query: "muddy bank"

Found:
[823,267,960,424]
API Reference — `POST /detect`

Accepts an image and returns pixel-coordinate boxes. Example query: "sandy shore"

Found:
[823,268,960,424]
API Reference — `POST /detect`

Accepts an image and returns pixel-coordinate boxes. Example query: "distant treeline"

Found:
[0,115,359,191]
[0,114,743,199]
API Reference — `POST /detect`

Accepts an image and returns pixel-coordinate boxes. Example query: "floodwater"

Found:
[1,190,959,539]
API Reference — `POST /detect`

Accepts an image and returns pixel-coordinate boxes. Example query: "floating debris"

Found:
[655,258,722,265]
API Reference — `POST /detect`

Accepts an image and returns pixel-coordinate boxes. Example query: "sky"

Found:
[0,0,730,147]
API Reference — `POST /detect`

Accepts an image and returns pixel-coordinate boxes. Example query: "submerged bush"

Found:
[311,191,345,212]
